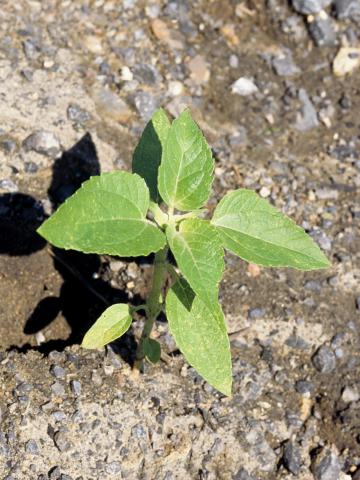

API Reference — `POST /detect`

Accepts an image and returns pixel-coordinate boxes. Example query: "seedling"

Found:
[38,109,330,395]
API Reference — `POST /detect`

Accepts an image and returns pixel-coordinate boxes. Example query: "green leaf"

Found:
[132,108,170,202]
[143,338,161,364]
[166,218,224,309]
[37,171,166,256]
[166,279,232,396]
[158,109,214,212]
[82,303,132,349]
[211,189,331,270]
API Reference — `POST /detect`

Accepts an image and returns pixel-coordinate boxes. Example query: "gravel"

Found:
[295,88,319,131]
[334,0,360,18]
[308,15,336,47]
[312,345,337,373]
[231,77,258,96]
[292,0,332,14]
[23,131,60,157]
[282,440,302,475]
[312,449,341,480]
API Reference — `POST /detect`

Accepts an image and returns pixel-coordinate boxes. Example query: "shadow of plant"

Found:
[0,133,138,360]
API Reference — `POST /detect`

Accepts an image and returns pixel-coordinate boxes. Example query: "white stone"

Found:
[231,77,258,96]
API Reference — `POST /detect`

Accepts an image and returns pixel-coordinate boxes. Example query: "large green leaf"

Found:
[166,218,224,308]
[166,279,232,396]
[38,171,166,256]
[132,108,170,202]
[211,189,330,270]
[158,109,214,212]
[82,303,132,349]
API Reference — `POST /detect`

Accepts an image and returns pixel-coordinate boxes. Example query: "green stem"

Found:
[134,247,168,369]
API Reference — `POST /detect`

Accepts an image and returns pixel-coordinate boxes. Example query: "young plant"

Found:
[38,108,330,395]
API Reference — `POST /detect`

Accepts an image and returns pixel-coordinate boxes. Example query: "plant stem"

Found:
[134,247,168,370]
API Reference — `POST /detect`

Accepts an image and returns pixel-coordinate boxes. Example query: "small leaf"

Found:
[132,108,170,202]
[166,279,232,396]
[158,109,214,212]
[211,189,331,270]
[37,171,166,257]
[82,304,132,349]
[166,218,224,309]
[143,338,161,364]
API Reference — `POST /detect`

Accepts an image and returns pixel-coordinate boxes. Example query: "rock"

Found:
[133,91,158,121]
[333,47,360,77]
[295,380,315,394]
[259,186,271,198]
[231,77,258,96]
[23,131,60,157]
[341,386,360,403]
[233,467,256,480]
[308,14,336,47]
[67,104,91,123]
[310,230,332,251]
[132,63,162,85]
[229,54,239,68]
[168,81,184,97]
[334,0,360,18]
[94,88,132,123]
[295,89,319,131]
[229,126,248,146]
[312,449,341,480]
[312,345,336,373]
[25,439,39,455]
[283,440,301,475]
[0,179,18,193]
[91,370,103,387]
[151,19,184,50]
[84,35,103,54]
[249,308,265,319]
[50,365,65,379]
[292,0,332,14]
[272,49,301,77]
[48,466,61,479]
[51,382,65,396]
[105,462,121,474]
[188,55,210,85]
[53,431,72,452]
[23,39,39,60]
[70,380,81,397]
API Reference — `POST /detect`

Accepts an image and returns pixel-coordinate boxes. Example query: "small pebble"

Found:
[292,0,332,14]
[70,380,81,397]
[54,431,71,452]
[341,386,360,403]
[312,345,336,373]
[133,91,158,121]
[23,130,60,157]
[249,308,265,319]
[50,365,65,379]
[231,77,258,96]
[25,439,39,455]
[67,104,91,123]
[312,449,341,480]
[283,440,301,475]
[51,382,65,396]
[0,179,18,192]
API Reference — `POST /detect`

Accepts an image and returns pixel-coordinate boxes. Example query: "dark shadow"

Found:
[0,193,46,255]
[1,133,139,362]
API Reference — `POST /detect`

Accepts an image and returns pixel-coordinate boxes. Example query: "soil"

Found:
[0,0,359,479]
